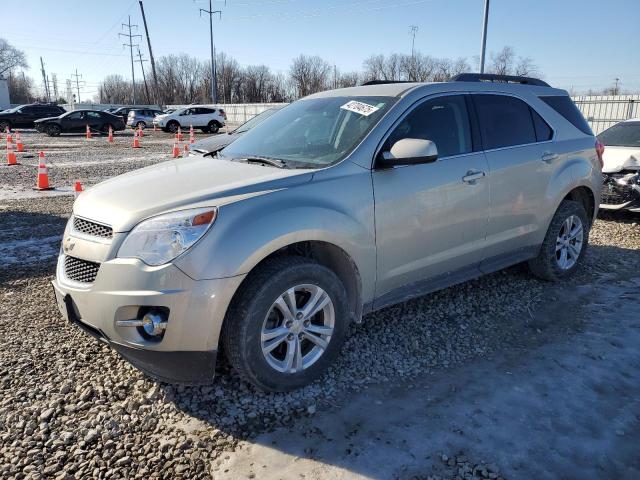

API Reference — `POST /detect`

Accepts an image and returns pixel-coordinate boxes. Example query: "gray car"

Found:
[52,74,601,391]
[127,108,163,129]
[190,106,285,156]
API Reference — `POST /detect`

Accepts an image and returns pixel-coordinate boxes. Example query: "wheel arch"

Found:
[563,185,596,224]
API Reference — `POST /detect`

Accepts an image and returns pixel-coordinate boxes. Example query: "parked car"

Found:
[127,108,164,129]
[35,110,126,136]
[153,106,226,133]
[190,106,285,156]
[597,118,640,212]
[0,103,66,131]
[52,74,601,391]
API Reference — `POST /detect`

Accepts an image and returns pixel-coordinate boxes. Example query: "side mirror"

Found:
[379,138,438,166]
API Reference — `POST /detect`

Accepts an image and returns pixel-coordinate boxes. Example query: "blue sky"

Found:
[4,0,639,99]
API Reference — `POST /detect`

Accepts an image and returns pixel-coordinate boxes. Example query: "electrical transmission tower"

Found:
[51,73,59,100]
[198,0,225,104]
[66,79,73,104]
[136,47,151,104]
[120,15,142,105]
[408,25,418,58]
[71,69,85,104]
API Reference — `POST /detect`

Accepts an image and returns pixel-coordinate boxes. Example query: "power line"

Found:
[199,0,224,104]
[119,15,142,104]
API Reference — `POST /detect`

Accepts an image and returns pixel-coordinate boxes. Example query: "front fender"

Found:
[175,163,377,302]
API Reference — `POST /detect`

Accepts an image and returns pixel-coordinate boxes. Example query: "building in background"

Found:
[0,79,10,109]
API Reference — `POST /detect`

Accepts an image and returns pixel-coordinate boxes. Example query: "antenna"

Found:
[119,15,142,104]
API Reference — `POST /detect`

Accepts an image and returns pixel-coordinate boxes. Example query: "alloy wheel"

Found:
[261,284,335,374]
[555,214,583,270]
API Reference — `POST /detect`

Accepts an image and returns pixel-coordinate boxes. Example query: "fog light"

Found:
[142,311,168,337]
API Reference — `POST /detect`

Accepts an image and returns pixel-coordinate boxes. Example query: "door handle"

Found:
[541,152,559,163]
[462,170,486,184]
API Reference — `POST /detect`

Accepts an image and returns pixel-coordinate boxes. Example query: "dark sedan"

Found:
[0,103,66,131]
[35,110,126,136]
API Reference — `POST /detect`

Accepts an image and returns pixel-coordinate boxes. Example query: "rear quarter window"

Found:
[540,95,593,136]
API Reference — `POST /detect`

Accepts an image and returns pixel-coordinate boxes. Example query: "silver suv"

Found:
[52,74,601,391]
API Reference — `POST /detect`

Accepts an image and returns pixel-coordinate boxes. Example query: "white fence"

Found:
[571,95,639,134]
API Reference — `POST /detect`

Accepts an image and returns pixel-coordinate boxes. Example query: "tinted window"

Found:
[386,95,472,158]
[87,112,101,118]
[597,121,640,147]
[199,108,215,114]
[540,95,592,135]
[22,106,38,113]
[531,109,553,141]
[474,95,536,149]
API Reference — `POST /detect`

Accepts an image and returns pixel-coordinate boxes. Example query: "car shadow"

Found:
[0,209,67,283]
[158,241,640,478]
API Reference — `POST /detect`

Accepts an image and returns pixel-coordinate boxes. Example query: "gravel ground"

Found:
[1,135,639,478]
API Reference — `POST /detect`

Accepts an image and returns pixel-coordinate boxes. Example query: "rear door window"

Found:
[473,94,537,149]
[540,95,593,135]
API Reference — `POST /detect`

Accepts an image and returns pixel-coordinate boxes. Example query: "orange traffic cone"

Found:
[6,141,18,165]
[108,125,114,143]
[85,125,92,139]
[183,143,190,155]
[6,132,13,144]
[16,131,24,152]
[34,153,54,190]
[189,125,195,144]
[177,126,183,142]
[138,125,144,137]
[172,141,180,158]
[132,130,141,148]
[74,181,83,198]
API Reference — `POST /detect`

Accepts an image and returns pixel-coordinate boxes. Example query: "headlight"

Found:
[117,207,217,266]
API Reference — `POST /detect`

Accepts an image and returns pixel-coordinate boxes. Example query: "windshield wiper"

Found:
[242,156,288,169]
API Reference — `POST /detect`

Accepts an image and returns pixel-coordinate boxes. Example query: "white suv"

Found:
[154,106,226,133]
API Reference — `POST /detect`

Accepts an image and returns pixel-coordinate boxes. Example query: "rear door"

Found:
[372,94,490,304]
[471,93,556,267]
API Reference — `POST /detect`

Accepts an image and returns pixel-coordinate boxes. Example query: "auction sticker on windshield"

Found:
[340,100,380,117]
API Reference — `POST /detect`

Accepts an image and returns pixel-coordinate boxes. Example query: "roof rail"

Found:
[450,73,550,87]
[362,80,417,86]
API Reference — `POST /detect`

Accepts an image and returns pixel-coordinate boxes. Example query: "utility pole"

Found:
[71,69,84,103]
[120,15,142,104]
[199,0,223,105]
[40,57,50,102]
[614,77,620,95]
[66,79,73,105]
[479,0,490,73]
[408,25,418,58]
[136,47,151,104]
[139,0,159,103]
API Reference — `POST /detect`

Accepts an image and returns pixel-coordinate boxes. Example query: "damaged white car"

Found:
[598,119,640,212]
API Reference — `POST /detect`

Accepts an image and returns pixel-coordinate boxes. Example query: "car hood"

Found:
[73,157,313,232]
[602,146,640,173]
[190,132,240,154]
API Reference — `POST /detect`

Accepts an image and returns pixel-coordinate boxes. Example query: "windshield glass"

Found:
[598,121,640,147]
[235,108,281,133]
[219,96,396,167]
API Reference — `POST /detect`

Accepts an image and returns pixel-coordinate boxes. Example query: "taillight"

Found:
[595,139,604,169]
[219,109,227,120]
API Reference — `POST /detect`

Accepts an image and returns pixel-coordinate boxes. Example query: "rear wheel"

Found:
[100,123,113,134]
[528,200,590,281]
[136,121,146,129]
[46,124,61,137]
[222,256,349,392]
[206,121,221,134]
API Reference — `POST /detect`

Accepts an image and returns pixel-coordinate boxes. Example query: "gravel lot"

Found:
[1,132,639,479]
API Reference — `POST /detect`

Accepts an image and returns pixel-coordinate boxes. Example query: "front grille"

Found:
[64,255,100,284]
[601,173,638,205]
[73,217,113,239]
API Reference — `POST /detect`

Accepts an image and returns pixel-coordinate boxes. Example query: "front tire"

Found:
[528,199,590,281]
[166,121,180,133]
[136,121,146,130]
[222,256,349,392]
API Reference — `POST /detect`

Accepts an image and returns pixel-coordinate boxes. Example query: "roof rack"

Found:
[362,80,417,86]
[450,73,550,87]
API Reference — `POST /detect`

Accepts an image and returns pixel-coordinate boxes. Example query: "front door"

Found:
[372,94,490,306]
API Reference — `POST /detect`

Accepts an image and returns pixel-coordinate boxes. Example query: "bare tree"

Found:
[489,46,538,77]
[289,55,331,98]
[99,74,133,103]
[0,38,27,77]
[7,71,34,103]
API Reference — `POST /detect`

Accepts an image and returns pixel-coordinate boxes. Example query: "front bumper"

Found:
[52,254,245,384]
[600,172,640,211]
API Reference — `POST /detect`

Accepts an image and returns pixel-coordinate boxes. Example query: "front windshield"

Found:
[235,108,281,133]
[219,96,396,168]
[598,121,640,147]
